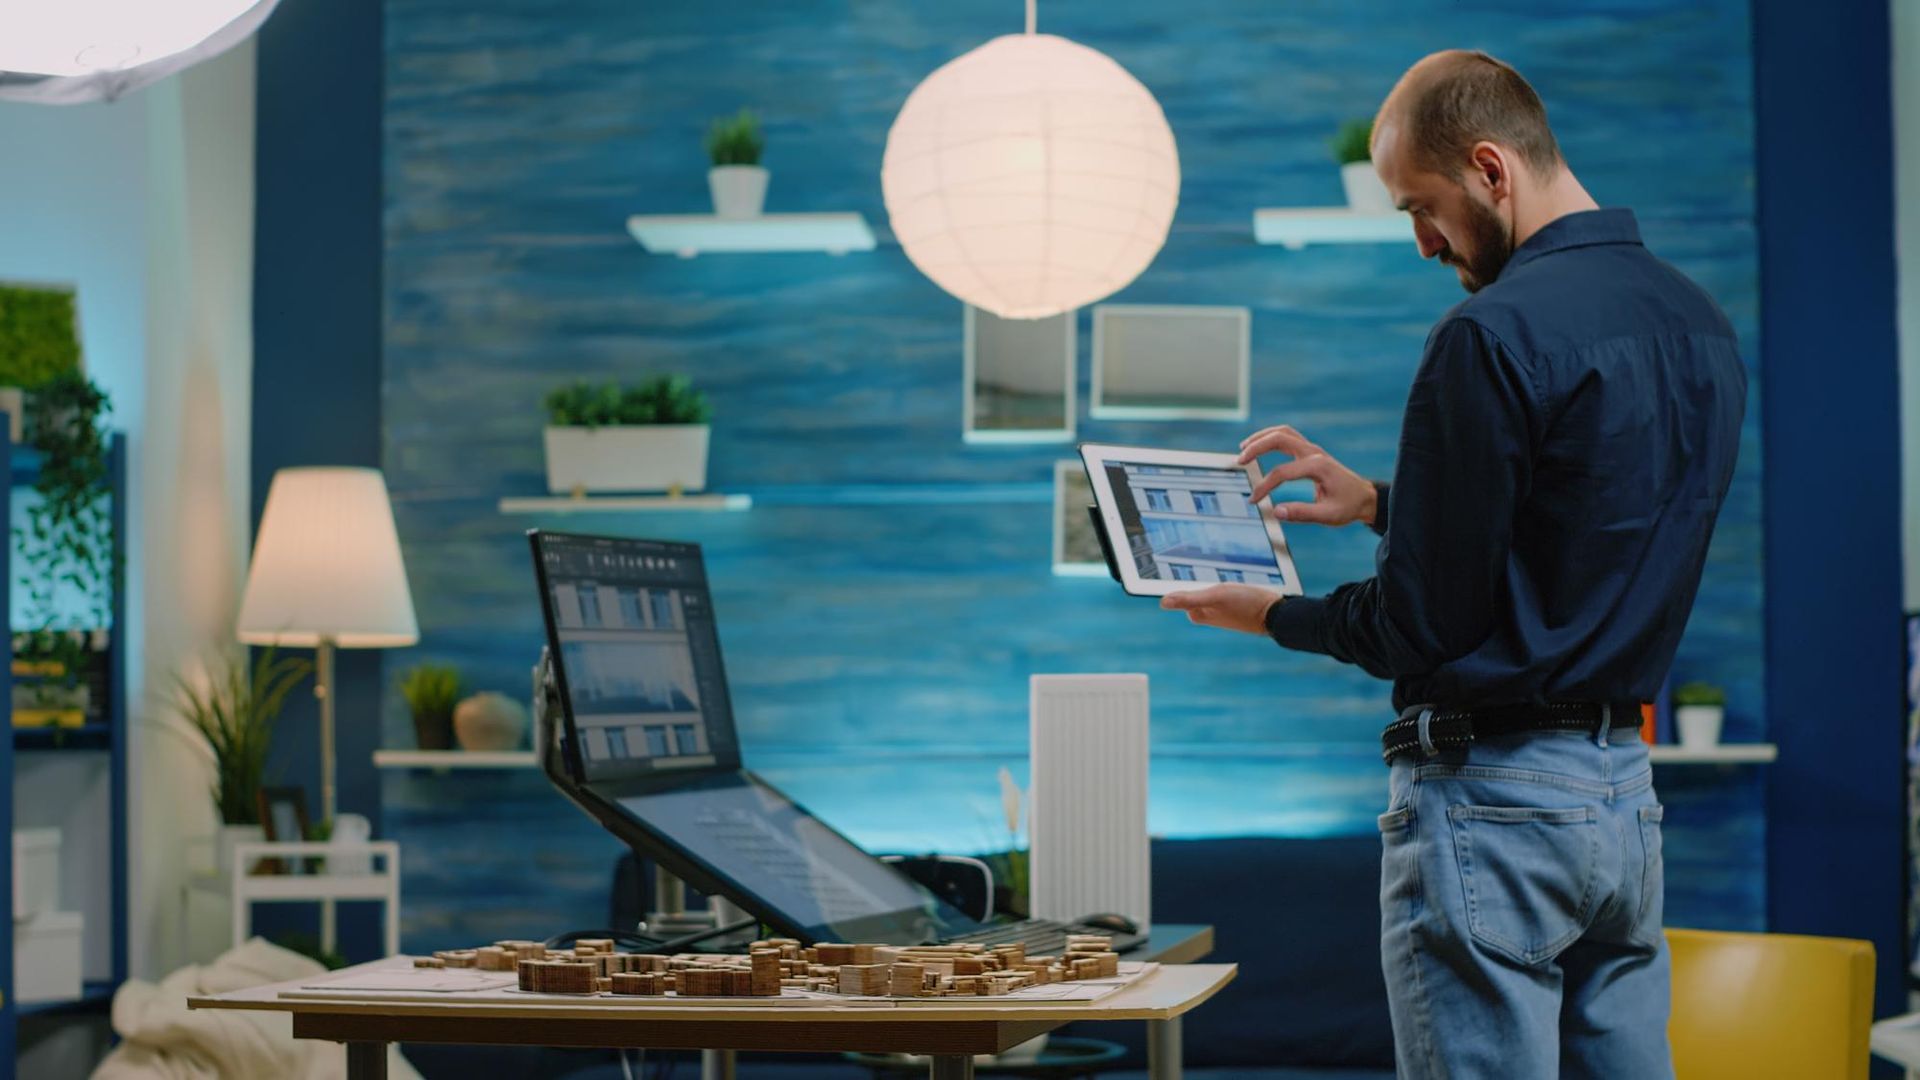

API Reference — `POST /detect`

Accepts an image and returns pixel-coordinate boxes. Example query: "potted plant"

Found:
[399,663,461,751]
[172,646,312,877]
[1673,681,1727,749]
[1330,118,1394,213]
[705,108,767,219]
[543,374,713,495]
[14,371,114,726]
[0,282,82,445]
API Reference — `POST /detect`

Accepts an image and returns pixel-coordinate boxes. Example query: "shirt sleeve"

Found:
[1265,318,1536,678]
[1369,481,1390,537]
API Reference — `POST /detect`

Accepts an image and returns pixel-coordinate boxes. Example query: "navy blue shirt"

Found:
[1266,209,1746,714]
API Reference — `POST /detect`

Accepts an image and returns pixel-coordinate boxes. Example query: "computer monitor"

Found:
[532,531,741,782]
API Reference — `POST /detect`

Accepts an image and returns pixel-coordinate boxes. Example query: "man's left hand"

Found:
[1160,585,1282,636]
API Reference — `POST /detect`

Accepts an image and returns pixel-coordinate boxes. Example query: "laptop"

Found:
[527,529,1144,953]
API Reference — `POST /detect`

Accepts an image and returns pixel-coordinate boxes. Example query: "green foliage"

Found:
[0,284,82,389]
[1673,681,1726,708]
[1330,117,1374,165]
[172,648,312,825]
[399,664,462,719]
[705,109,765,167]
[15,372,113,684]
[545,375,712,427]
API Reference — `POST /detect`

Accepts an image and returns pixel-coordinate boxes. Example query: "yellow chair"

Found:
[1666,927,1875,1079]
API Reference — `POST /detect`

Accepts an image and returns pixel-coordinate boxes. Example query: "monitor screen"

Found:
[534,532,741,781]
[616,771,968,944]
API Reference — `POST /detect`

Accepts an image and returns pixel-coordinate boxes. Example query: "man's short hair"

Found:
[1378,50,1563,179]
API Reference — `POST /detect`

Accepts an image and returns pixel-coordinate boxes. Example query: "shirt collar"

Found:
[1498,207,1642,278]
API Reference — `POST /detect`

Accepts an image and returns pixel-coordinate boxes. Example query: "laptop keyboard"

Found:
[940,918,1145,956]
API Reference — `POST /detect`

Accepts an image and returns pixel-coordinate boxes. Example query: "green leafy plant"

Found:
[1330,117,1374,165]
[0,283,82,389]
[705,109,764,167]
[545,375,712,428]
[173,648,313,825]
[15,372,114,686]
[271,931,347,971]
[1673,681,1727,708]
[400,664,461,719]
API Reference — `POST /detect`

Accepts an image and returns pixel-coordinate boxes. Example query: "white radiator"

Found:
[1028,674,1150,930]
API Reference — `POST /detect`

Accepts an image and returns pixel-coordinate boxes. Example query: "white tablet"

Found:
[1078,443,1304,598]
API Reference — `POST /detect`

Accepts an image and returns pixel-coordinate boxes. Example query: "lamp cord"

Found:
[1025,0,1036,34]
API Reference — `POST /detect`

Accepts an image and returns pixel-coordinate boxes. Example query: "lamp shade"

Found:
[0,0,280,105]
[236,467,418,649]
[881,33,1180,320]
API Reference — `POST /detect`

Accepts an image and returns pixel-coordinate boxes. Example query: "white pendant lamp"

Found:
[880,1,1180,320]
[0,0,281,105]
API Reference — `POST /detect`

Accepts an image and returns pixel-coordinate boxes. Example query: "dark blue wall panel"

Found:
[374,0,1766,951]
[1752,0,1905,1022]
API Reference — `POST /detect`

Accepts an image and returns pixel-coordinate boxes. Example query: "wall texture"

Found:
[380,0,1765,949]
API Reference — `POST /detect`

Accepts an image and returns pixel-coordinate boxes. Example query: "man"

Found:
[1162,50,1745,1078]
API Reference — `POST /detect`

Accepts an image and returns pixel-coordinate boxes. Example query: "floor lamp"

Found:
[236,467,418,829]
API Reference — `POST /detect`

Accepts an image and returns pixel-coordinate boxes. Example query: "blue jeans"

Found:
[1378,722,1672,1079]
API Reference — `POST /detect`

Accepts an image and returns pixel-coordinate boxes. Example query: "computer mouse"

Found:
[1081,912,1139,935]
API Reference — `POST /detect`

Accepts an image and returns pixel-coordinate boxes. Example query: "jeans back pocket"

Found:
[1447,804,1599,966]
[1630,804,1666,947]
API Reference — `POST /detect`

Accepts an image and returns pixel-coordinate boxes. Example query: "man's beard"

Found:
[1443,193,1513,294]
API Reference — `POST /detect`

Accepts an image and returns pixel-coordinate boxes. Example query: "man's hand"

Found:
[1160,584,1282,636]
[1238,424,1377,527]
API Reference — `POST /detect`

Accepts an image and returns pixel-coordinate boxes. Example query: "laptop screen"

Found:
[530,530,982,943]
[534,531,741,781]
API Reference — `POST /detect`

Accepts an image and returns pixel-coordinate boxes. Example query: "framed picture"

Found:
[1052,459,1108,577]
[257,785,312,874]
[963,304,1076,444]
[1091,304,1250,420]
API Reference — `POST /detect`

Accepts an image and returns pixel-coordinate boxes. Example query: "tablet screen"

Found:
[1079,444,1303,596]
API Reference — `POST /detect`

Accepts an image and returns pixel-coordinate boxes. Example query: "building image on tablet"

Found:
[1103,464,1288,585]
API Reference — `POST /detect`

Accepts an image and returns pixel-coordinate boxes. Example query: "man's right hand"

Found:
[1239,424,1378,528]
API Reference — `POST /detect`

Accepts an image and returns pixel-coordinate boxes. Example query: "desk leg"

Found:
[345,1041,388,1080]
[1148,1016,1184,1080]
[701,1048,736,1080]
[928,1055,975,1080]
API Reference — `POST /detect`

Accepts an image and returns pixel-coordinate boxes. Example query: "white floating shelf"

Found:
[627,212,876,257]
[498,493,752,514]
[1648,743,1777,764]
[374,749,536,769]
[1253,207,1411,249]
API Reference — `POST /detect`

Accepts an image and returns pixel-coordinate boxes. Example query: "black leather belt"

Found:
[1381,701,1644,763]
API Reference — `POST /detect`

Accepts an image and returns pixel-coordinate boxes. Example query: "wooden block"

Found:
[413,956,445,969]
[815,943,857,965]
[838,964,889,996]
[436,950,477,969]
[952,957,986,976]
[1070,957,1099,980]
[887,962,926,997]
[677,968,724,997]
[1092,952,1120,977]
[597,977,613,993]
[725,969,754,997]
[750,951,783,996]
[574,938,614,955]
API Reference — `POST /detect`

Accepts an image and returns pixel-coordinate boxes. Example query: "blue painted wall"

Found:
[377,0,1766,949]
[1752,0,1905,1022]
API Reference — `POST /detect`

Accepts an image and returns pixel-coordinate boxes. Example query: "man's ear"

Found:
[1469,141,1510,200]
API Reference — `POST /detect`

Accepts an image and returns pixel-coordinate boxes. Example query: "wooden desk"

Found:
[188,960,1236,1080]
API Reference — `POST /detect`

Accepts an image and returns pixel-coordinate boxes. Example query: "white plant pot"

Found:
[544,424,710,495]
[1675,705,1724,749]
[1340,161,1396,213]
[218,823,265,879]
[708,165,769,219]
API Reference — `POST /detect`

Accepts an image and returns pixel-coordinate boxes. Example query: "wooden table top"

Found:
[188,961,1236,1026]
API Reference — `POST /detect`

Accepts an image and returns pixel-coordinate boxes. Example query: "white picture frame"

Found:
[1078,442,1302,597]
[963,304,1076,444]
[1090,304,1249,421]
[1051,459,1109,577]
